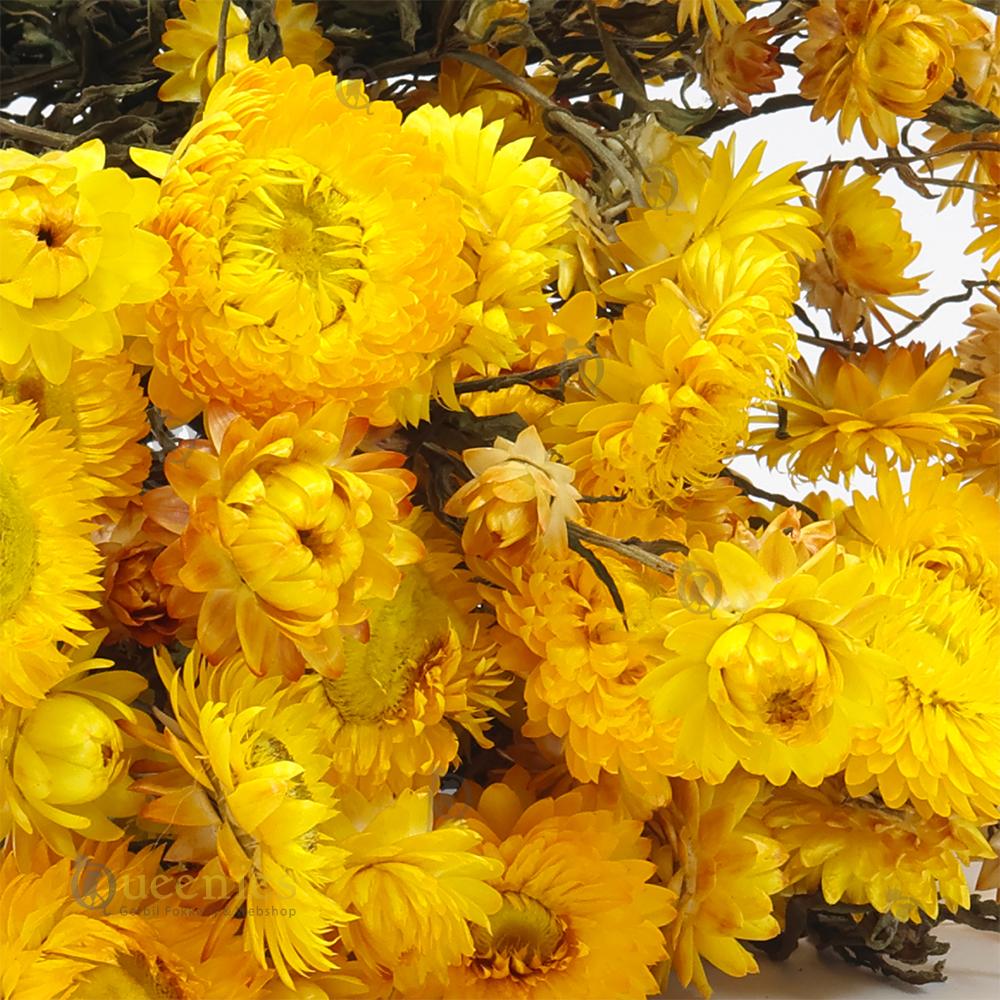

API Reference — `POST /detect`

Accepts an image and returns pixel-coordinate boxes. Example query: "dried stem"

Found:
[215,0,233,85]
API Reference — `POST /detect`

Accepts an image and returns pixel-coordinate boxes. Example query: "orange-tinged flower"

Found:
[149,403,422,679]
[958,288,1000,377]
[441,777,676,998]
[801,168,925,341]
[94,503,192,646]
[753,345,997,481]
[759,779,993,922]
[0,140,169,384]
[143,59,471,426]
[446,425,582,564]
[461,0,529,42]
[1,352,150,516]
[700,17,782,114]
[798,0,988,148]
[671,0,744,39]
[154,0,332,102]
[649,774,784,999]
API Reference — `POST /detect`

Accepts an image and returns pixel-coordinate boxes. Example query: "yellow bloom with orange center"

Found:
[328,789,503,994]
[1,636,151,858]
[446,425,582,565]
[129,648,352,985]
[441,778,676,998]
[700,17,782,114]
[753,345,996,481]
[551,235,799,506]
[301,516,510,796]
[0,140,169,384]
[606,137,819,304]
[0,839,272,999]
[649,774,785,999]
[801,168,925,341]
[798,0,987,148]
[483,548,679,808]
[149,403,421,679]
[845,565,1000,821]
[142,59,472,426]
[759,779,993,922]
[154,0,332,102]
[639,520,891,787]
[1,397,101,708]
[1,353,149,516]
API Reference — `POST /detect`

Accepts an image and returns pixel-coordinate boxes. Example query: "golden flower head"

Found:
[328,788,503,994]
[0,140,169,383]
[649,773,785,999]
[1,634,150,858]
[302,514,510,796]
[483,548,679,808]
[149,402,422,679]
[671,0,745,39]
[798,0,988,148]
[155,0,333,102]
[640,520,892,787]
[951,374,1000,495]
[958,287,1000,377]
[753,345,997,482]
[845,563,1000,821]
[142,59,471,426]
[700,17,782,114]
[441,777,676,998]
[759,779,994,922]
[445,425,583,565]
[1,396,101,708]
[1,352,150,516]
[129,647,352,985]
[801,168,925,341]
[0,839,272,1000]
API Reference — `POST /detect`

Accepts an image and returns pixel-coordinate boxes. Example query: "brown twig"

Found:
[872,279,997,347]
[215,0,233,84]
[720,466,820,521]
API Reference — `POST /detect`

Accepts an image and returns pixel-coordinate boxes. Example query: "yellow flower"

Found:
[958,288,1000,377]
[1,636,150,858]
[551,235,799,506]
[1,352,149,516]
[1,397,101,708]
[154,0,332,102]
[0,839,272,999]
[952,374,1000,495]
[441,778,676,998]
[428,47,591,181]
[923,20,1000,206]
[606,137,819,303]
[143,59,471,426]
[640,521,891,786]
[301,516,510,796]
[328,788,503,994]
[671,0,744,39]
[700,17,782,114]
[969,188,1000,279]
[753,345,996,481]
[649,774,785,999]
[445,425,582,564]
[801,168,925,341]
[484,548,679,808]
[845,565,1000,821]
[151,403,421,679]
[842,463,1000,601]
[798,0,987,148]
[129,647,352,984]
[461,0,530,42]
[403,105,574,382]
[759,779,993,922]
[0,140,169,384]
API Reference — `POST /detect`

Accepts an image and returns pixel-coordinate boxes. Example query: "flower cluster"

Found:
[2,3,999,997]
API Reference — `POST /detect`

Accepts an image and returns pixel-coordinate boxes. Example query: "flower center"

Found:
[470,891,577,982]
[220,158,368,330]
[322,567,454,724]
[707,612,838,740]
[72,950,187,1000]
[0,464,38,623]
